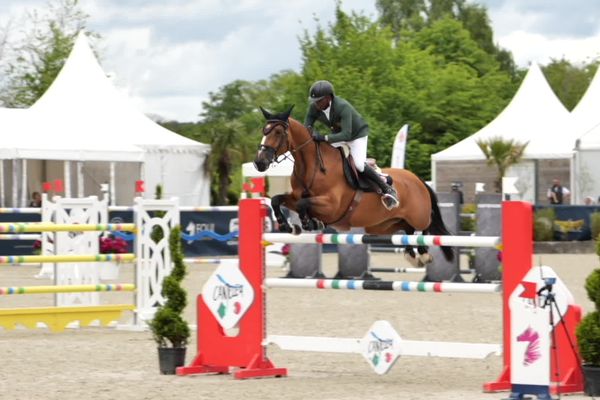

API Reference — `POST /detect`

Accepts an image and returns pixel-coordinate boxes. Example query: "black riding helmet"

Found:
[308,80,334,103]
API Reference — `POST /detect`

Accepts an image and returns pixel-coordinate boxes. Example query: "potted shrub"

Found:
[148,226,190,374]
[576,263,600,395]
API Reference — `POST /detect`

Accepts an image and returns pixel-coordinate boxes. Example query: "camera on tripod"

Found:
[537,277,557,308]
[542,277,556,290]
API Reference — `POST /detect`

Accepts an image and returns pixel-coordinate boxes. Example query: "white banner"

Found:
[391,124,409,169]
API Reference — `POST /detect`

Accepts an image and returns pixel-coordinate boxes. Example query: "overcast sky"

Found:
[1,0,599,122]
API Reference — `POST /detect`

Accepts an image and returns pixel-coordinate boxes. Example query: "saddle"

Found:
[337,146,393,191]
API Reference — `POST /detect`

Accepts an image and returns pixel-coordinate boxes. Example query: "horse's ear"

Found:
[259,106,272,120]
[283,104,295,120]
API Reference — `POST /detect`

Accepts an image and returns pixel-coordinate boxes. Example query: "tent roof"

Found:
[572,67,600,150]
[432,64,574,162]
[29,33,208,154]
[0,107,144,161]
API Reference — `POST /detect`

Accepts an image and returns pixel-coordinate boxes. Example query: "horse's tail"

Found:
[423,182,454,262]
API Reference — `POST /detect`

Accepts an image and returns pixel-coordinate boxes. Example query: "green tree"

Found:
[476,136,528,192]
[299,7,515,177]
[0,0,96,107]
[543,58,599,111]
[376,0,518,78]
[185,76,302,204]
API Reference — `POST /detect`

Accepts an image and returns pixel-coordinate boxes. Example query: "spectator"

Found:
[29,191,42,207]
[547,179,570,205]
[584,196,595,206]
[451,182,464,204]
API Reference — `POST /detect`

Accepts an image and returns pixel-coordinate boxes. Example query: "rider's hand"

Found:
[312,132,327,142]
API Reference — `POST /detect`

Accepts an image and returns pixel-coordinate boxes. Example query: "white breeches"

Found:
[331,136,368,172]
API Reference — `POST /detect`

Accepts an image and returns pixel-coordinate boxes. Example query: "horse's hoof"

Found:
[312,218,325,231]
[291,225,302,235]
[404,252,421,268]
[418,253,433,266]
[278,224,292,233]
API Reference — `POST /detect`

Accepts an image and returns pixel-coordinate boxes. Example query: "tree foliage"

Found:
[296,7,516,176]
[543,58,599,111]
[476,136,528,192]
[0,0,96,108]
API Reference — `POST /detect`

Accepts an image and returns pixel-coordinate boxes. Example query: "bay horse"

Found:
[253,106,453,265]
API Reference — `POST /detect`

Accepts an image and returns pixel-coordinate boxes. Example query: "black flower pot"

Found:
[583,364,600,396]
[157,347,186,375]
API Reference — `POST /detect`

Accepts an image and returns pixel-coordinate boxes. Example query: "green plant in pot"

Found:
[576,267,600,395]
[148,225,190,374]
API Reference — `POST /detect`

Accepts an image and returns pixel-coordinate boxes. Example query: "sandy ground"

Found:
[1,252,598,400]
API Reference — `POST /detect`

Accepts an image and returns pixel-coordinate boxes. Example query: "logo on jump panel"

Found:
[202,261,254,329]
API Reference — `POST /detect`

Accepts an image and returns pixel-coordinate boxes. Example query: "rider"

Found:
[304,80,399,210]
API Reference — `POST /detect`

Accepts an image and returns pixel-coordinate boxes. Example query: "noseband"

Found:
[259,120,290,163]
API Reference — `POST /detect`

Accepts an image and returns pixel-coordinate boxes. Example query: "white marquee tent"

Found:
[431,64,575,202]
[571,67,600,204]
[0,33,210,206]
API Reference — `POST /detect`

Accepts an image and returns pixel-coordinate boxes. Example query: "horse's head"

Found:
[253,105,294,172]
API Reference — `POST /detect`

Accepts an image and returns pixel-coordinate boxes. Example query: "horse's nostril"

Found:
[253,160,266,172]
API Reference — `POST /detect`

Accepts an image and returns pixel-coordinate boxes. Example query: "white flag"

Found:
[391,124,409,168]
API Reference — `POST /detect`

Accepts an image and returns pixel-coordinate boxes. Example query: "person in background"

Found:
[29,191,42,207]
[451,182,464,204]
[547,178,570,205]
[584,196,594,205]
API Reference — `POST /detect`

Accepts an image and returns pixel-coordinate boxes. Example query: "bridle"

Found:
[258,120,290,164]
[258,119,313,165]
[257,119,326,197]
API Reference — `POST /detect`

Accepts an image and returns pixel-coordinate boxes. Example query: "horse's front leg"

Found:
[296,196,335,231]
[271,193,301,234]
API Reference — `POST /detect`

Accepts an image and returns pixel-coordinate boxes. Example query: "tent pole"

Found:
[64,161,71,198]
[430,159,437,191]
[77,161,84,198]
[12,159,18,207]
[21,159,28,207]
[0,160,4,207]
[110,162,116,206]
[569,139,580,203]
[140,161,145,200]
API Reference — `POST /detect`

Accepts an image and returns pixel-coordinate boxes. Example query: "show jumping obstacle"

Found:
[264,278,499,293]
[0,284,136,332]
[0,222,136,233]
[0,283,135,295]
[178,199,584,398]
[0,195,179,332]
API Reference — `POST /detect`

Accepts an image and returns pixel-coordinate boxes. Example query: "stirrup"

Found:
[381,193,399,210]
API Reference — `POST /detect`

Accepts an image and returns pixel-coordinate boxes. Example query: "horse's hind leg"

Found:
[369,221,423,268]
[398,225,432,268]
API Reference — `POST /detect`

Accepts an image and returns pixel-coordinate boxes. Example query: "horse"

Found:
[253,106,453,265]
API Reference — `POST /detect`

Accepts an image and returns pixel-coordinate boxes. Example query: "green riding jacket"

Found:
[304,96,369,143]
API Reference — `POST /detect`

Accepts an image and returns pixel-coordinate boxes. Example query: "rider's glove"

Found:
[312,132,327,142]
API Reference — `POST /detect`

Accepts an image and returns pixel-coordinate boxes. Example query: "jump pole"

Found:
[179,199,583,394]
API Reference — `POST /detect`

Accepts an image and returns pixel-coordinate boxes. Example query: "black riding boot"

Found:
[360,164,399,210]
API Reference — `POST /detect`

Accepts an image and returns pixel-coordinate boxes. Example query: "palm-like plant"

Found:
[476,136,528,193]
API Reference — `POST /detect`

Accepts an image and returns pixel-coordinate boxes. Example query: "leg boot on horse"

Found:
[360,164,399,210]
